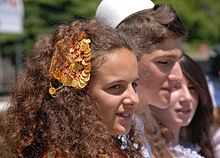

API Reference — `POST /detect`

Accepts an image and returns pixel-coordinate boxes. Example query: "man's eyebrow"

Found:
[155,54,181,59]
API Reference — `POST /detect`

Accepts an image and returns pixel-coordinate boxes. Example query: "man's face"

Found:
[136,38,183,112]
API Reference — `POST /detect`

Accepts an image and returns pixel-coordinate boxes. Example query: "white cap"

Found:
[96,0,155,28]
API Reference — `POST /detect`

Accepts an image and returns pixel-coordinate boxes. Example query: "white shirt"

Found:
[212,128,220,158]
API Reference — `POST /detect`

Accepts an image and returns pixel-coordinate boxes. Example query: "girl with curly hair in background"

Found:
[4,20,143,158]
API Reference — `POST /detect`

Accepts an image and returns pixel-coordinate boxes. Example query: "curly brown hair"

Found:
[0,111,16,158]
[7,20,142,158]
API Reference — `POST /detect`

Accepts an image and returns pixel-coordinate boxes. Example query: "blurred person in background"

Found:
[207,45,220,157]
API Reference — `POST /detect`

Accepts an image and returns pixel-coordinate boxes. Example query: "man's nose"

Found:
[168,62,183,90]
[168,73,182,91]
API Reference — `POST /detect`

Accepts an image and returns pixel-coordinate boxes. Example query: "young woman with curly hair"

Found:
[5,20,143,158]
[150,54,215,158]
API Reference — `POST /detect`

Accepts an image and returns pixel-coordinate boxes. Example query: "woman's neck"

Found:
[169,125,181,146]
[159,122,181,146]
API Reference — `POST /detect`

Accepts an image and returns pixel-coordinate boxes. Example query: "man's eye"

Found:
[155,59,176,73]
[156,59,175,66]
[157,60,169,65]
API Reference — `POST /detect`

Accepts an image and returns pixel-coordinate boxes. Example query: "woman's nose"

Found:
[180,86,193,104]
[123,85,139,106]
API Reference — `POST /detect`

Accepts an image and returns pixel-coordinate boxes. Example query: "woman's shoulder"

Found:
[212,128,220,154]
[212,129,220,158]
[212,128,220,143]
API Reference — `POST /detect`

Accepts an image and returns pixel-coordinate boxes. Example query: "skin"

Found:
[150,63,199,145]
[89,48,139,135]
[137,38,183,112]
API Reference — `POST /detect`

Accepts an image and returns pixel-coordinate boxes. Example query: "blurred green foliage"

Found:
[1,0,220,56]
[155,0,220,45]
[0,0,100,56]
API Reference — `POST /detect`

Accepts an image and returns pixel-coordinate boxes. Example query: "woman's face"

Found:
[89,48,139,135]
[151,63,199,129]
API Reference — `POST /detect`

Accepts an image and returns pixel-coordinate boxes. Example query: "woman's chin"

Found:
[111,124,131,136]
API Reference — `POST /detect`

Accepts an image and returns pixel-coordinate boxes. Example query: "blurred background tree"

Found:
[0,0,99,94]
[155,0,220,47]
[0,0,100,57]
[1,0,220,57]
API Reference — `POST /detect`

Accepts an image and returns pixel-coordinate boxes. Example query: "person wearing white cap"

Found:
[96,0,187,158]
[96,0,155,29]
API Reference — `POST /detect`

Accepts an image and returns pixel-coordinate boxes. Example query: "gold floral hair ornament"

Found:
[49,32,92,96]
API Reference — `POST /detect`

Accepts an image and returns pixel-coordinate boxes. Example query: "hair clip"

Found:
[49,32,92,96]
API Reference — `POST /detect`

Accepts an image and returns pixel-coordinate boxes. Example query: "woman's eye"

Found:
[110,85,121,90]
[105,84,126,95]
[132,81,138,92]
[188,86,196,93]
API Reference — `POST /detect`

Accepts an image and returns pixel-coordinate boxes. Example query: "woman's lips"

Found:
[116,111,132,119]
[175,108,192,117]
[161,86,170,92]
